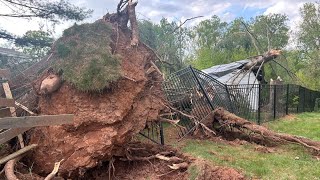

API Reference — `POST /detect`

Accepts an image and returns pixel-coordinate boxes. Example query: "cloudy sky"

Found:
[0,0,314,39]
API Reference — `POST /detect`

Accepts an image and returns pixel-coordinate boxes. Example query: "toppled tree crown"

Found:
[52,20,121,91]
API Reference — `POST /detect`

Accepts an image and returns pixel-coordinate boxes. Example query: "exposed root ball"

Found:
[28,15,165,178]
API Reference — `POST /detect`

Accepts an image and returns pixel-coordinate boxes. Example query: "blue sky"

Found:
[0,0,314,39]
[230,6,268,20]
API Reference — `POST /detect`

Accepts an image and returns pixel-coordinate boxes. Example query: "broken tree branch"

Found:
[170,16,204,34]
[243,49,282,70]
[240,21,262,54]
[127,0,139,46]
[158,117,180,125]
[121,152,183,163]
[4,144,38,180]
[4,157,21,180]
[168,162,188,170]
[15,101,36,115]
[0,144,38,165]
[44,159,64,180]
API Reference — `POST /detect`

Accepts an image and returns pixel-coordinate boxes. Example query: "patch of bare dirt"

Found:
[254,145,276,153]
[79,142,189,180]
[82,143,245,180]
[85,157,188,180]
[280,114,296,121]
[192,159,245,180]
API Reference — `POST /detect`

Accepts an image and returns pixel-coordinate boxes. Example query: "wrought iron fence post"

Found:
[303,87,306,112]
[273,85,277,120]
[301,86,306,112]
[297,86,301,113]
[258,84,261,125]
[286,84,289,115]
[190,66,215,110]
[159,122,164,145]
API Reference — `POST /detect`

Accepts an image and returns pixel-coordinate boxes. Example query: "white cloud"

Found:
[263,0,308,48]
[0,0,315,43]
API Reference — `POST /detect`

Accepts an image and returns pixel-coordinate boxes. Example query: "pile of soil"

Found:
[83,142,189,180]
[27,16,166,177]
[196,163,245,180]
[75,142,245,180]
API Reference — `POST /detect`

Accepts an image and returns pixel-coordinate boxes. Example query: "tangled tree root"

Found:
[211,108,320,154]
[121,144,187,167]
[4,157,21,180]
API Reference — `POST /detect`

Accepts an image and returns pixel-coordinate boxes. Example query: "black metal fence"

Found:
[162,66,320,139]
[227,84,320,124]
[142,66,320,143]
[139,121,164,145]
[162,66,233,138]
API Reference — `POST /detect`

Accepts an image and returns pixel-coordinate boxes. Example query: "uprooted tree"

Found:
[4,1,320,179]
[4,0,172,178]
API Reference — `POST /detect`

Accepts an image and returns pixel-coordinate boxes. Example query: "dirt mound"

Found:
[187,158,245,180]
[83,142,189,180]
[78,142,244,180]
[27,16,165,177]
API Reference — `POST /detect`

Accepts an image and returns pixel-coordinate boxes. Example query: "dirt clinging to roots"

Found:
[28,19,165,177]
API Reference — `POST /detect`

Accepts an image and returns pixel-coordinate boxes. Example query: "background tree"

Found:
[139,18,190,74]
[295,2,320,90]
[16,30,53,61]
[0,0,92,47]
[251,14,289,52]
[189,15,228,69]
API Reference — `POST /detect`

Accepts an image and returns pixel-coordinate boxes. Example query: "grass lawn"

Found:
[180,112,320,180]
[266,113,320,141]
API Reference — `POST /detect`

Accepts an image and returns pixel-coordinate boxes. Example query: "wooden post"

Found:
[270,77,283,120]
[0,114,74,129]
[2,79,25,148]
[0,128,30,145]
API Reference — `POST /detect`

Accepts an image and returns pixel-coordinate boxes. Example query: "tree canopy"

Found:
[0,0,92,47]
[138,1,320,90]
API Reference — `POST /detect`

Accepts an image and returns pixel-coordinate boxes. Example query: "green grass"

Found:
[187,165,200,180]
[52,21,121,92]
[181,113,320,180]
[266,112,320,141]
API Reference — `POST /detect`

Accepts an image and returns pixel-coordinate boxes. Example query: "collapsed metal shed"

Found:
[202,60,259,110]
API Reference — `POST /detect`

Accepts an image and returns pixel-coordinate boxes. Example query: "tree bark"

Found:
[127,0,139,46]
[4,157,21,180]
[243,49,282,70]
[212,108,320,153]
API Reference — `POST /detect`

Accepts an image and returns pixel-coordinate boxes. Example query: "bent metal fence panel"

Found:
[139,121,164,145]
[162,66,234,138]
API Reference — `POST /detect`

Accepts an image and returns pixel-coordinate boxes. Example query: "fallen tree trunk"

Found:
[243,49,282,70]
[211,108,320,154]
